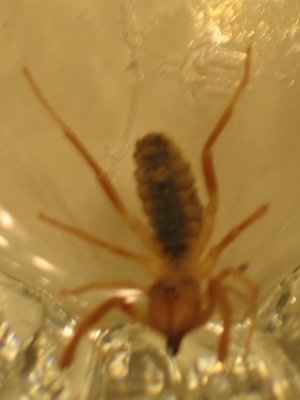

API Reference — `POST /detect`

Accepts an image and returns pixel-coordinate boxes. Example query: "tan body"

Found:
[148,273,204,354]
[23,46,268,369]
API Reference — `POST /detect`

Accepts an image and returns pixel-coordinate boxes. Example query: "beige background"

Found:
[0,0,300,315]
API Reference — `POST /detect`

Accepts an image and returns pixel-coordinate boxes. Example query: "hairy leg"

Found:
[208,278,233,361]
[218,267,258,360]
[39,213,160,277]
[60,297,148,369]
[194,47,252,259]
[196,203,268,279]
[23,66,161,258]
[60,280,147,296]
[210,267,258,361]
[218,267,258,317]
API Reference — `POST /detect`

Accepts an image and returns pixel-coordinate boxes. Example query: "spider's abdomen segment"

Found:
[134,133,203,261]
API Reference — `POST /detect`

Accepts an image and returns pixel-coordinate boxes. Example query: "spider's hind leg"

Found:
[39,213,160,277]
[210,266,258,362]
[60,297,148,369]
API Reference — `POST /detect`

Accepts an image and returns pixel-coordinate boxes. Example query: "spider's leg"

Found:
[209,267,258,361]
[210,278,233,362]
[194,277,232,362]
[221,284,251,319]
[217,267,258,360]
[218,267,258,318]
[196,203,268,279]
[194,47,252,259]
[60,297,148,369]
[23,67,161,258]
[60,280,146,296]
[39,213,160,277]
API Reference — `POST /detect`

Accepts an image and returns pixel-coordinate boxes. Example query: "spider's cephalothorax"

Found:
[134,133,203,263]
[148,274,202,355]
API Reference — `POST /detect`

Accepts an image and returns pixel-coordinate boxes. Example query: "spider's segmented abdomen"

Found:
[134,133,203,261]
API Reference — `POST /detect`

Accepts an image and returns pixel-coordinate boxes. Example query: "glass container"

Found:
[0,1,300,398]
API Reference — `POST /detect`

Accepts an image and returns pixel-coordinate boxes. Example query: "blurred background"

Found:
[0,0,300,314]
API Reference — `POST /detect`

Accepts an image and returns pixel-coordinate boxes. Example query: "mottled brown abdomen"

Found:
[134,133,203,261]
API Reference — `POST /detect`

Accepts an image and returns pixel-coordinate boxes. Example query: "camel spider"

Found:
[23,46,268,369]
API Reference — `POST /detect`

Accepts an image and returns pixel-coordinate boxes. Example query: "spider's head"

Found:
[148,274,201,355]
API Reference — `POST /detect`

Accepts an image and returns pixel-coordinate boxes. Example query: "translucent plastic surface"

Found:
[1,270,300,399]
[0,0,300,398]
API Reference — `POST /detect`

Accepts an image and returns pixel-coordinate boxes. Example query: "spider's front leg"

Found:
[22,66,161,259]
[209,267,258,361]
[59,280,147,296]
[60,297,148,369]
[194,47,252,259]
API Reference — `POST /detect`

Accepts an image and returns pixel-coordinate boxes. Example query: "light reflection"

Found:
[187,369,199,390]
[196,356,224,375]
[188,0,249,47]
[62,323,75,338]
[116,288,143,303]
[38,276,50,286]
[31,255,56,272]
[108,351,129,379]
[89,330,101,342]
[206,321,223,334]
[0,322,20,363]
[144,357,164,395]
[0,235,9,248]
[0,209,14,229]
[233,357,247,375]
[188,20,228,48]
[207,0,243,21]
[274,378,290,399]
